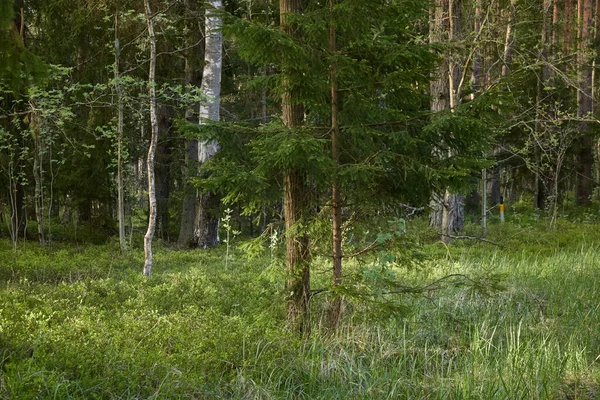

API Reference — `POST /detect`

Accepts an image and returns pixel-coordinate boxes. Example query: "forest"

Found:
[1,0,600,398]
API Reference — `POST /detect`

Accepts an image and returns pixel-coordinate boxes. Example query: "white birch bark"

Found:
[143,0,158,277]
[193,0,223,248]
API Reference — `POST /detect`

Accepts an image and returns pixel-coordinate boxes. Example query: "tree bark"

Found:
[177,0,203,248]
[193,0,223,249]
[30,105,45,245]
[429,0,464,243]
[281,0,310,334]
[143,0,158,277]
[329,0,343,330]
[156,105,172,241]
[564,0,574,55]
[575,0,594,205]
[114,11,126,250]
[429,1,450,229]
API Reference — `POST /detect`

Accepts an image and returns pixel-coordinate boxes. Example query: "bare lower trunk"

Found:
[8,164,26,248]
[284,170,310,333]
[178,139,198,247]
[156,105,172,241]
[481,169,487,237]
[32,118,45,246]
[143,0,158,277]
[441,191,464,243]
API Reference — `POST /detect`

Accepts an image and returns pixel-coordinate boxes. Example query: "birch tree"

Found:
[143,0,159,277]
[193,0,223,249]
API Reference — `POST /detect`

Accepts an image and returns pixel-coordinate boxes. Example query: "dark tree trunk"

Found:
[177,139,198,247]
[177,0,203,248]
[329,0,343,329]
[194,191,220,248]
[576,0,594,205]
[284,170,310,332]
[429,0,465,243]
[156,105,173,241]
[281,0,310,334]
[13,179,26,238]
[429,1,450,229]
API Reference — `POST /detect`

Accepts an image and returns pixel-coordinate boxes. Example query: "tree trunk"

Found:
[8,159,26,248]
[284,170,310,333]
[429,1,450,229]
[143,0,158,277]
[177,0,203,248]
[30,106,45,245]
[178,138,199,247]
[281,0,310,334]
[114,11,126,250]
[329,0,343,330]
[575,0,594,205]
[429,0,464,243]
[193,0,223,249]
[564,0,574,55]
[534,0,554,211]
[156,105,172,241]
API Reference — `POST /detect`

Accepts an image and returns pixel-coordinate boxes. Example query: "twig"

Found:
[442,234,502,247]
[385,273,479,295]
[310,288,328,297]
[398,203,424,217]
[345,239,380,258]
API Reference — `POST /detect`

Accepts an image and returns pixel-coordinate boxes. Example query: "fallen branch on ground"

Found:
[442,234,502,247]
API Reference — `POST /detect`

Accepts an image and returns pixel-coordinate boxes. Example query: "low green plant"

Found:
[1,216,600,398]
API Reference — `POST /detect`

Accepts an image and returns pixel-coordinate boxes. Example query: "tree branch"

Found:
[442,234,502,247]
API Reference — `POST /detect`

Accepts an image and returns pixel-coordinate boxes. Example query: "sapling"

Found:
[222,208,240,268]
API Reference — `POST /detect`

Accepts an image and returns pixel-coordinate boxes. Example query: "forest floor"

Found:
[1,211,600,399]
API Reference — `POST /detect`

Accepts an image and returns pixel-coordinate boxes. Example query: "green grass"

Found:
[1,218,600,399]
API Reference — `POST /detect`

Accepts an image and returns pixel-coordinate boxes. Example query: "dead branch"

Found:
[442,234,502,247]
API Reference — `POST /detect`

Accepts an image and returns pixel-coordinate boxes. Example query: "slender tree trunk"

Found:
[143,0,158,277]
[501,0,516,78]
[114,11,126,250]
[30,105,45,245]
[8,166,19,249]
[533,0,555,211]
[472,0,486,236]
[281,0,310,334]
[329,0,343,329]
[576,0,594,205]
[156,105,172,241]
[193,0,223,249]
